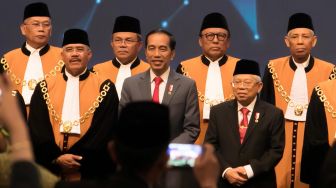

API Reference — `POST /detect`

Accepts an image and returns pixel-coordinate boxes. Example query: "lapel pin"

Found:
[255,112,260,123]
[168,84,173,95]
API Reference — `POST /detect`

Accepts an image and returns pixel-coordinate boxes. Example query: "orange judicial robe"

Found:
[44,72,98,150]
[177,55,239,144]
[261,56,335,188]
[29,68,119,180]
[0,44,63,94]
[92,57,149,82]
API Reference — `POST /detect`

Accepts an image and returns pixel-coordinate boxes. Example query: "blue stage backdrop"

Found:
[1,0,335,73]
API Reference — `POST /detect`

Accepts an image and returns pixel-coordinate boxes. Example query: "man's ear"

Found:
[20,23,26,36]
[198,37,203,48]
[284,36,290,48]
[312,35,317,48]
[257,82,263,93]
[87,48,93,60]
[225,38,231,49]
[137,41,143,53]
[171,50,176,61]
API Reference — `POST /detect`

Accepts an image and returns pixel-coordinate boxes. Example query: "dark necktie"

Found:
[153,77,163,103]
[239,107,250,144]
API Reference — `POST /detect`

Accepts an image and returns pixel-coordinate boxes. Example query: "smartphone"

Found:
[167,143,203,167]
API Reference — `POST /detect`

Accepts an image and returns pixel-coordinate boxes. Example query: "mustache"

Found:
[69,58,81,62]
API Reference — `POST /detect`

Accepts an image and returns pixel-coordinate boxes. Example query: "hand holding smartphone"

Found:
[167,143,203,168]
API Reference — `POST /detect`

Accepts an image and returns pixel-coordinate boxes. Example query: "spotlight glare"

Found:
[229,0,258,42]
[183,0,189,6]
[161,21,168,28]
[96,0,101,4]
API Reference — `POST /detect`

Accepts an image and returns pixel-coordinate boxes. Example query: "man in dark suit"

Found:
[119,28,200,144]
[205,59,285,188]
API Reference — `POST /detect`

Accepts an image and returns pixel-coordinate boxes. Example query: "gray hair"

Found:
[287,29,315,37]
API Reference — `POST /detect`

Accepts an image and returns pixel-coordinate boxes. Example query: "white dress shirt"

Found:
[150,67,170,104]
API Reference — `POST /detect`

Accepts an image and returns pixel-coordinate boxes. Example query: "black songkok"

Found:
[233,59,261,76]
[113,16,141,34]
[23,2,50,21]
[287,13,314,33]
[62,29,90,47]
[200,12,230,35]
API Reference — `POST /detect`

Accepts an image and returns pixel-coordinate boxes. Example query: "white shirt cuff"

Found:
[244,165,254,179]
[222,167,232,179]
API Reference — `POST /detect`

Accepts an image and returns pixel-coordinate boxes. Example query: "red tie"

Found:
[153,77,163,103]
[239,107,250,144]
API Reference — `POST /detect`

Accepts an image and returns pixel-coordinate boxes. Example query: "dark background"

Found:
[1,0,334,73]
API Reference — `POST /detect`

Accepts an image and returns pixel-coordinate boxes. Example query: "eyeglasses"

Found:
[232,80,258,88]
[112,38,139,45]
[24,22,51,29]
[201,32,228,41]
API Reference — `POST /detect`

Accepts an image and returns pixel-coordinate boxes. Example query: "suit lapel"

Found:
[229,101,241,145]
[162,70,180,105]
[242,99,264,145]
[138,70,152,101]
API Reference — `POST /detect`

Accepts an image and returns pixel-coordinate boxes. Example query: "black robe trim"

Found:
[21,42,50,56]
[112,57,140,69]
[201,55,228,67]
[261,55,315,105]
[289,55,314,72]
[176,55,228,74]
[61,66,90,81]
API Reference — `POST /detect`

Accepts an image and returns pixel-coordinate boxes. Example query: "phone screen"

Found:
[167,143,203,167]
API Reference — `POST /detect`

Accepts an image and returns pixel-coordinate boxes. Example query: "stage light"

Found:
[161,21,168,28]
[160,1,190,29]
[229,0,259,40]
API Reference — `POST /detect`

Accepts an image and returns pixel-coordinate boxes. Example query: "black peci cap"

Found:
[113,16,141,34]
[62,29,90,47]
[23,2,50,21]
[200,12,229,35]
[287,13,314,33]
[233,59,261,76]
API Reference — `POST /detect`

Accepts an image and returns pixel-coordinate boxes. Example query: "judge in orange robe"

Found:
[177,12,239,144]
[93,16,149,99]
[28,29,119,181]
[260,13,336,188]
[0,2,62,106]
